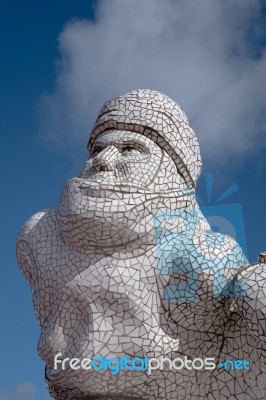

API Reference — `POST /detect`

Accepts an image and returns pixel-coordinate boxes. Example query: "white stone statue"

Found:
[17,90,266,400]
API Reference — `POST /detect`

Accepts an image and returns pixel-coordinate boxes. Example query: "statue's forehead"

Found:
[93,130,157,146]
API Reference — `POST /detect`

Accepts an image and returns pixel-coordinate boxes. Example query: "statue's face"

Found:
[80,130,184,191]
[57,130,186,248]
[80,130,162,188]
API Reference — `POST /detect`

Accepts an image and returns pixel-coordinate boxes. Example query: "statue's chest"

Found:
[34,244,160,303]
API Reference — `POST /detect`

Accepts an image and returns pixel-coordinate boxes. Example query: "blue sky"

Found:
[1,1,266,399]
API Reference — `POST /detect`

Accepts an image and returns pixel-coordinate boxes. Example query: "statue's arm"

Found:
[234,258,266,343]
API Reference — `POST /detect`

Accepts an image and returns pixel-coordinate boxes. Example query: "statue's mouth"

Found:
[76,178,149,196]
[75,178,195,197]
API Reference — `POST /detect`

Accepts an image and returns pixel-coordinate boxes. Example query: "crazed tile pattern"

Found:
[17,90,266,400]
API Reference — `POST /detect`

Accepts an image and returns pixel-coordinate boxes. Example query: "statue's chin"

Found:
[56,179,154,249]
[56,177,193,251]
[58,212,143,249]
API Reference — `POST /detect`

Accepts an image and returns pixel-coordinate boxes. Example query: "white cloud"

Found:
[0,382,37,400]
[39,0,266,168]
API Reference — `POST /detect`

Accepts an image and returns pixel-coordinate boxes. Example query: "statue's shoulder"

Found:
[156,228,248,268]
[16,209,58,283]
[17,208,58,245]
[194,228,248,263]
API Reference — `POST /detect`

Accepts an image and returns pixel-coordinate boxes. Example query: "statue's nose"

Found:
[93,145,120,171]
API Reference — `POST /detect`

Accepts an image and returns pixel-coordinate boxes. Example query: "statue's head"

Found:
[88,89,201,189]
[57,89,202,250]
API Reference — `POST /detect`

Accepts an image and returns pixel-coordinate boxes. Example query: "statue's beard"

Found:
[57,178,194,250]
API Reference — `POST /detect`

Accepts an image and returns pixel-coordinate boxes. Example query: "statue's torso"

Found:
[17,209,266,400]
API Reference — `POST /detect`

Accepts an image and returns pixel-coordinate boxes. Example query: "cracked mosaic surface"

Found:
[17,89,266,399]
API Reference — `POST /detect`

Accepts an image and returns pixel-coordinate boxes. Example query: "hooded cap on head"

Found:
[88,89,202,189]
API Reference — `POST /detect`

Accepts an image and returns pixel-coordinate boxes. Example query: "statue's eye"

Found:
[121,145,142,154]
[91,146,103,156]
